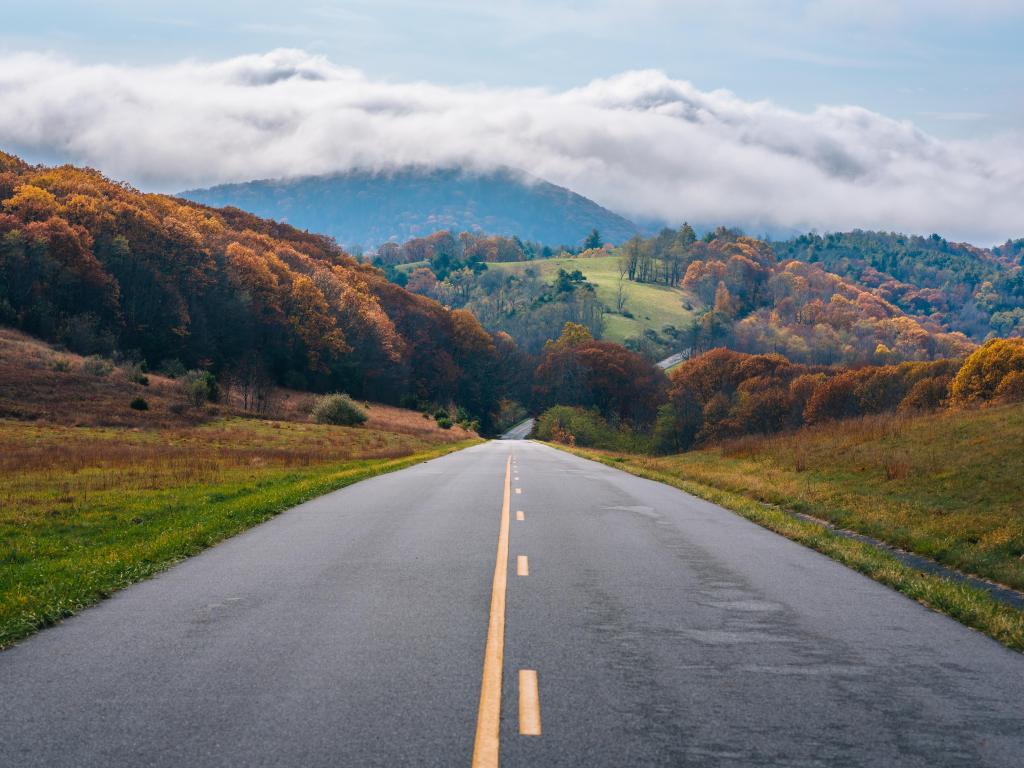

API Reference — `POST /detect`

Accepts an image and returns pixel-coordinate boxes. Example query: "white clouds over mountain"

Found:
[0,49,1020,243]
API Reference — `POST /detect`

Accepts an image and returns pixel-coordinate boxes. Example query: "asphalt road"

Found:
[656,348,691,370]
[2,440,1023,767]
[500,418,534,440]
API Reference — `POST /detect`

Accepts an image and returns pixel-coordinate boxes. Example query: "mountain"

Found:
[180,167,639,249]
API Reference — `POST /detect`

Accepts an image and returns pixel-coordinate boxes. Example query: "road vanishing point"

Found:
[2,440,1023,766]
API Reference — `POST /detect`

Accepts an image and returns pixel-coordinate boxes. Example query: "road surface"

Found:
[500,418,534,440]
[656,348,691,370]
[2,440,1022,767]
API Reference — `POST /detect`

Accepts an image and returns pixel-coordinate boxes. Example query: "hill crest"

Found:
[181,166,639,249]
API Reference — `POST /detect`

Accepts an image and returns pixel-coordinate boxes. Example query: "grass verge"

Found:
[552,443,1024,653]
[1,428,479,648]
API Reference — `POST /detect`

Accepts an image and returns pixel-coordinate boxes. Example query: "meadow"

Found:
[488,254,698,347]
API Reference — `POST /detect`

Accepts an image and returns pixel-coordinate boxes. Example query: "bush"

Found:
[994,370,1024,403]
[534,405,652,452]
[181,370,220,407]
[436,416,453,430]
[159,358,187,379]
[311,393,368,426]
[951,338,1024,404]
[129,397,149,411]
[82,356,114,378]
[898,377,950,412]
[51,357,71,373]
[434,408,450,422]
[123,362,149,386]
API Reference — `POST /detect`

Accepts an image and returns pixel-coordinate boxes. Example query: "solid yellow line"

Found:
[517,555,529,576]
[518,670,542,736]
[516,510,525,522]
[471,455,512,768]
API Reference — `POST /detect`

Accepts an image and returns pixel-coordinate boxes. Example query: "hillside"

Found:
[181,167,639,249]
[0,326,478,646]
[487,253,698,352]
[0,152,529,432]
[571,401,1024,592]
[773,230,1024,339]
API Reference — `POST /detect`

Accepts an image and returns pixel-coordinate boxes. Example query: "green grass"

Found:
[547,403,1024,652]
[0,417,480,647]
[489,254,699,346]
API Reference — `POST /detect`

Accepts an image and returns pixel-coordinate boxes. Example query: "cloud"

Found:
[0,48,1020,244]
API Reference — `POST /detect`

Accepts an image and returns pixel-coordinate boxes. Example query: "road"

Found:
[2,440,1022,767]
[656,348,690,370]
[500,418,534,440]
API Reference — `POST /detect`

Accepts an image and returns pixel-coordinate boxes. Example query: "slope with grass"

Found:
[571,403,1024,591]
[488,253,699,346]
[549,402,1024,650]
[0,329,480,647]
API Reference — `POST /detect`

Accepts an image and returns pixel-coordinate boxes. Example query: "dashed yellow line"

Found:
[471,456,512,768]
[515,488,522,495]
[516,510,525,522]
[518,670,542,736]
[517,555,529,576]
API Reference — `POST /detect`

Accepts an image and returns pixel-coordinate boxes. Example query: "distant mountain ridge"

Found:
[180,167,639,249]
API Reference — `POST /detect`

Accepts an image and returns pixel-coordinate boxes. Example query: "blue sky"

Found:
[1,1,1022,242]
[4,0,1022,139]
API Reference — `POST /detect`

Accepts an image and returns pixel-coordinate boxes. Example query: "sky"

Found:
[1,1,1022,243]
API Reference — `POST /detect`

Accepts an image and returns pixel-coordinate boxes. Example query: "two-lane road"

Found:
[2,441,1022,766]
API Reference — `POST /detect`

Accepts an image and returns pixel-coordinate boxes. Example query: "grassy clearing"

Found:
[489,254,698,345]
[548,402,1024,651]
[0,417,480,647]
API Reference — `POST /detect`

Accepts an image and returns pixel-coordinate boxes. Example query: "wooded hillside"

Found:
[0,153,527,431]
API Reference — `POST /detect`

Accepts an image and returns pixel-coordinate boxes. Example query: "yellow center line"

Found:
[471,455,512,768]
[517,555,529,576]
[518,670,542,736]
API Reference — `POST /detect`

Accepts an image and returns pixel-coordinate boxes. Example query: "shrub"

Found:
[534,405,652,452]
[181,370,220,407]
[311,393,368,426]
[123,362,149,386]
[436,416,453,430]
[129,397,149,411]
[159,358,187,379]
[898,377,950,412]
[51,357,72,373]
[994,370,1024,403]
[434,408,450,421]
[82,356,114,378]
[951,338,1024,404]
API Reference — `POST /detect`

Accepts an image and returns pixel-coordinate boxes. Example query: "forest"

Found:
[377,225,983,366]
[0,153,529,433]
[534,337,1024,454]
[773,230,1024,340]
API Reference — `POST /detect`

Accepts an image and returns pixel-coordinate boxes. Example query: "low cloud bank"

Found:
[1,49,1020,243]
